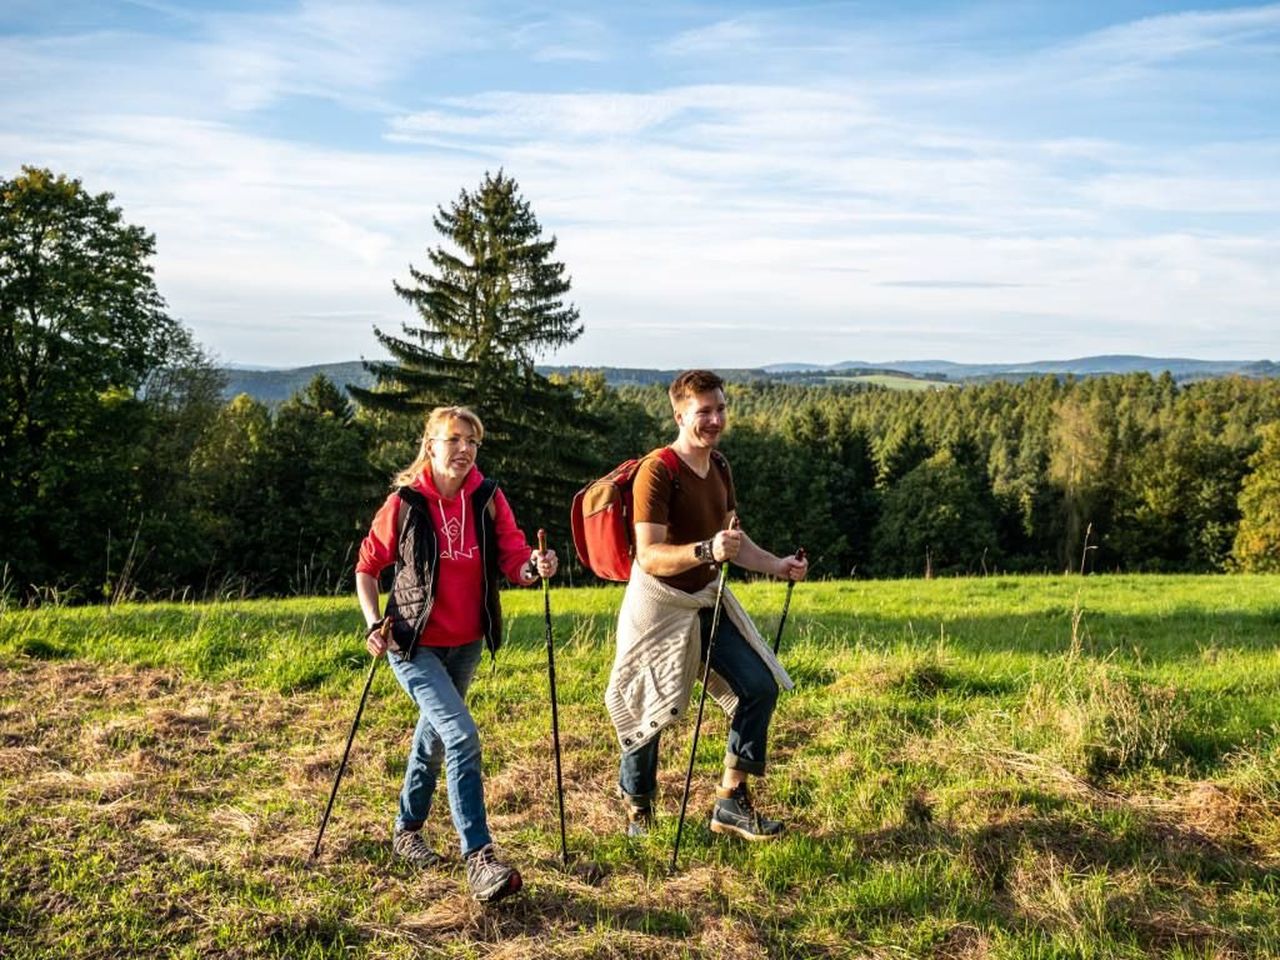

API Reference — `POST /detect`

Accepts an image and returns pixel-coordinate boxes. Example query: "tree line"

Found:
[4,166,1280,604]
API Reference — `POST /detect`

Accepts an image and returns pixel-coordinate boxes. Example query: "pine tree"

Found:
[350,170,594,538]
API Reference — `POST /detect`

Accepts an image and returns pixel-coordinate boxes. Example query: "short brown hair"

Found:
[668,369,725,408]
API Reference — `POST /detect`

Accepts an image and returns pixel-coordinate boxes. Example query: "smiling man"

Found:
[604,369,808,842]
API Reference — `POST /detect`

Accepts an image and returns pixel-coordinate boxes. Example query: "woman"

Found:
[355,405,557,904]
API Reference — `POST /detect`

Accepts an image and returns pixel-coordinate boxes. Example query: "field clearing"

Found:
[4,575,1280,958]
[825,375,953,391]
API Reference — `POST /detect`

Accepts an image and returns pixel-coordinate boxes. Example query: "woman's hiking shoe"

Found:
[617,787,655,837]
[709,783,784,841]
[392,825,444,867]
[625,802,654,838]
[465,845,522,903]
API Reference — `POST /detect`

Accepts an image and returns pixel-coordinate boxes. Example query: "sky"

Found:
[3,1,1278,370]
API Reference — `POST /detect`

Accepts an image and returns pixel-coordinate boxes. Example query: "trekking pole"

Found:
[772,547,806,656]
[670,517,738,873]
[310,619,389,862]
[539,529,569,868]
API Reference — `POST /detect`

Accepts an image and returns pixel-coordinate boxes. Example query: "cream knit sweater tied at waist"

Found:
[604,563,794,752]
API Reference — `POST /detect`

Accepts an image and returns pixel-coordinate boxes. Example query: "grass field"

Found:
[825,375,953,392]
[4,575,1280,958]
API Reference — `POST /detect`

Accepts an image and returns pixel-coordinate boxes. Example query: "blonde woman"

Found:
[355,405,557,903]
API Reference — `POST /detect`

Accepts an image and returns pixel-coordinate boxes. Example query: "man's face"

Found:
[675,388,727,449]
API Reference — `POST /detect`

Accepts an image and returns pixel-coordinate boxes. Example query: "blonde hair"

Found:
[393,405,485,488]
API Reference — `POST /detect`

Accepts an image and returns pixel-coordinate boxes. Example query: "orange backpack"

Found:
[570,447,681,581]
[571,447,731,581]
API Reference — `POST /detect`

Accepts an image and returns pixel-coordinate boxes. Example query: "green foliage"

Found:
[594,373,1280,579]
[872,450,1000,576]
[0,167,222,599]
[189,376,380,595]
[1233,421,1280,571]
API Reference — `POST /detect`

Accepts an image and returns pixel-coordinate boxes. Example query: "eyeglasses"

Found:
[430,435,482,449]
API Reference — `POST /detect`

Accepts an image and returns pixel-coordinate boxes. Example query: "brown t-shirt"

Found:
[632,448,736,593]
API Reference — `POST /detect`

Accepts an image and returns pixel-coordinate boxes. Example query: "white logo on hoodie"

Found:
[438,498,477,560]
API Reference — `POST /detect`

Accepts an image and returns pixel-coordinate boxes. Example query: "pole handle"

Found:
[537,528,547,553]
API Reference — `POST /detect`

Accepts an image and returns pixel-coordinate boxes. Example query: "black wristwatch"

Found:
[693,539,716,564]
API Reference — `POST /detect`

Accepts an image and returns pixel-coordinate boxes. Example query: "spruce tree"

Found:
[350,170,595,540]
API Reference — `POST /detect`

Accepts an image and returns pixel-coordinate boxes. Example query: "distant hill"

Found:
[221,361,375,405]
[763,355,1280,380]
[219,362,780,402]
[219,355,1279,404]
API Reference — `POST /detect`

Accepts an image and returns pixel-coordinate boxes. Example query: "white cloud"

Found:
[196,0,479,111]
[657,18,767,58]
[1061,4,1280,67]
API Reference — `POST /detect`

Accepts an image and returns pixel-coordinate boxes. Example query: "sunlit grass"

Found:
[3,575,1280,957]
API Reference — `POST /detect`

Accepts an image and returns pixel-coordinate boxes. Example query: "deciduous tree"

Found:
[0,167,210,597]
[1233,422,1280,572]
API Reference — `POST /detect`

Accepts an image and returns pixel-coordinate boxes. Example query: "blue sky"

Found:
[3,1,1278,368]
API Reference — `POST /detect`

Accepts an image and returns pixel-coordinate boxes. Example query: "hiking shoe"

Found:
[465,844,522,903]
[617,787,655,837]
[392,825,444,868]
[625,802,654,838]
[709,783,784,841]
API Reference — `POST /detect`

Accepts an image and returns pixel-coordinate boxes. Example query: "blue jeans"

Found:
[619,607,778,803]
[387,638,490,857]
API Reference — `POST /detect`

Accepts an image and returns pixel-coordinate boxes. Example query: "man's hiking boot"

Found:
[709,782,784,841]
[392,825,444,868]
[465,844,522,903]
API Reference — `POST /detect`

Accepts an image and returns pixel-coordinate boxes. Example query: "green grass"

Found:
[4,575,1280,958]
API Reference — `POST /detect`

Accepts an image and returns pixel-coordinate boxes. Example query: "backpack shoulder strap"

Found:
[653,446,679,473]
[648,446,681,490]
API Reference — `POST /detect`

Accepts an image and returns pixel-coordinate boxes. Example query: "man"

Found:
[604,369,808,841]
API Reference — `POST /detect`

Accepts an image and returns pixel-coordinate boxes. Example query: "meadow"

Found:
[3,575,1280,959]
[826,375,952,392]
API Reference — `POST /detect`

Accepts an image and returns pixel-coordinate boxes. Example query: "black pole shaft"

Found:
[670,554,731,873]
[311,653,381,861]
[772,582,795,656]
[772,548,805,657]
[539,530,568,867]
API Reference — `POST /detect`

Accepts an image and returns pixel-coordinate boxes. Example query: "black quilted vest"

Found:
[382,477,504,660]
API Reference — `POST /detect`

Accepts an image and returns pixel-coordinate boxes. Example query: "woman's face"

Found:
[426,417,480,485]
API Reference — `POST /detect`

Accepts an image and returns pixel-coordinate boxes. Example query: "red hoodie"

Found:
[355,467,532,647]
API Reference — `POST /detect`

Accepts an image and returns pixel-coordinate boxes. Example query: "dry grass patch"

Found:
[0,658,825,958]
